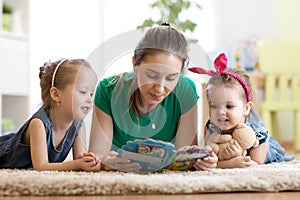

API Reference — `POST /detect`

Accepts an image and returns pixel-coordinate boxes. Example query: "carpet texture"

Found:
[1,160,300,196]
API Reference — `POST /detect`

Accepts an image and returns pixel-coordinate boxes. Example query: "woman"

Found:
[89,23,217,172]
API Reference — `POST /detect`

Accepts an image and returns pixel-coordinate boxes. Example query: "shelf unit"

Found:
[0,0,30,134]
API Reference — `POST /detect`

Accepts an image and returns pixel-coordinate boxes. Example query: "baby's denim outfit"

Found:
[0,107,82,169]
[206,110,294,163]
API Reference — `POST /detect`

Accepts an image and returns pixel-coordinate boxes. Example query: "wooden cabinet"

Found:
[0,0,29,134]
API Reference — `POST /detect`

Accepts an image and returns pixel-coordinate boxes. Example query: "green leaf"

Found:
[137,19,155,31]
[136,0,202,43]
[3,3,13,14]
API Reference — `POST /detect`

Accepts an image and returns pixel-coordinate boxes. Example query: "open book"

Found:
[117,138,209,172]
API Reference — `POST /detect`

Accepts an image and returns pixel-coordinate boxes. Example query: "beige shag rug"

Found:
[1,160,300,196]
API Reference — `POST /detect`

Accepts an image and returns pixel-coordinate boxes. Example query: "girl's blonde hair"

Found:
[206,68,255,105]
[39,59,93,109]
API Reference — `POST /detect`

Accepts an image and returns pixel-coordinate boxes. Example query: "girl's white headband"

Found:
[51,58,68,87]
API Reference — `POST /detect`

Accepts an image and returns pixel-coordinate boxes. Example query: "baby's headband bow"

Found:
[188,53,251,102]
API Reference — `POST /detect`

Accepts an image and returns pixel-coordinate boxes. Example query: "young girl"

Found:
[189,53,294,168]
[89,23,218,172]
[0,58,100,171]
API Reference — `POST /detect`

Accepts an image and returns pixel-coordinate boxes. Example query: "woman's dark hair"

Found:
[133,25,188,70]
[131,25,189,116]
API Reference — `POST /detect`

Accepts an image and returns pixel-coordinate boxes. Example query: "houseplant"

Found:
[2,2,13,31]
[137,0,202,43]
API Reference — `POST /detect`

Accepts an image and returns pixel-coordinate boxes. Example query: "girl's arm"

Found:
[28,118,100,171]
[176,103,218,170]
[73,124,101,169]
[249,141,268,164]
[89,106,141,172]
[175,103,198,148]
[72,122,99,160]
[72,122,88,159]
[89,105,114,158]
[216,156,253,168]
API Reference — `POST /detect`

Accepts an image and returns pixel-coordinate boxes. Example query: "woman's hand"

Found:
[101,151,141,173]
[193,146,218,171]
[221,140,243,160]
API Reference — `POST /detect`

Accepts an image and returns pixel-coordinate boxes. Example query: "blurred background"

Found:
[1,0,299,147]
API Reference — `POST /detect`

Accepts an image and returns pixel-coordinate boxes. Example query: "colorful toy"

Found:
[117,138,209,172]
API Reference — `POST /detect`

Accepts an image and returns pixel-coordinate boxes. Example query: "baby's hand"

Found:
[193,146,218,171]
[221,140,243,160]
[228,156,252,168]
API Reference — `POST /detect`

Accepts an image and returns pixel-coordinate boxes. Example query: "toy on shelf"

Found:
[232,38,258,71]
[235,51,241,68]
[117,138,209,173]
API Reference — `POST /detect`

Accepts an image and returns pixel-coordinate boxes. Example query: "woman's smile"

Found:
[149,92,164,101]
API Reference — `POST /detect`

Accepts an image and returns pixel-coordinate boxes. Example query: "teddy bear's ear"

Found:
[217,134,232,143]
[206,132,221,143]
[236,123,247,129]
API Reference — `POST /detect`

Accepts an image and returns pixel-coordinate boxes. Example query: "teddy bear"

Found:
[206,123,259,160]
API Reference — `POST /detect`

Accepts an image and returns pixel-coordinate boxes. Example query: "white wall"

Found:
[213,0,276,50]
[29,0,292,143]
[29,0,102,112]
[29,0,218,109]
[209,0,277,67]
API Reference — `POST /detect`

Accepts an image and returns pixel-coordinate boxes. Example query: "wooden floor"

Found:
[1,192,300,200]
[1,147,299,200]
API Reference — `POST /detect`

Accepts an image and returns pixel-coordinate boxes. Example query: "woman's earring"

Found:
[56,102,60,106]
